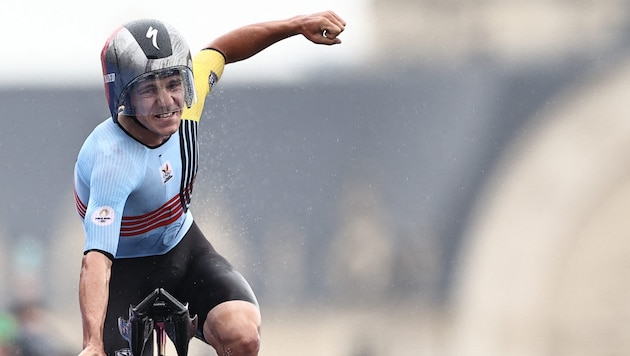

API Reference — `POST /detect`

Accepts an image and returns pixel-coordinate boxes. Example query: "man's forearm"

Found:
[206,11,345,64]
[206,18,300,64]
[79,252,112,349]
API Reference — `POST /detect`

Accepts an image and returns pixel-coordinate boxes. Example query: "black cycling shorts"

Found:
[103,221,258,355]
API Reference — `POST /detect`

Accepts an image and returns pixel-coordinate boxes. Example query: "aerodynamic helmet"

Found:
[101,19,196,121]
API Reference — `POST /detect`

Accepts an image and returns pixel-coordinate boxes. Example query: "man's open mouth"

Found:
[155,111,177,119]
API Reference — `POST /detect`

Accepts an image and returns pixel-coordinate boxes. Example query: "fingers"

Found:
[319,10,346,43]
[302,10,346,45]
[321,29,340,44]
[323,10,347,31]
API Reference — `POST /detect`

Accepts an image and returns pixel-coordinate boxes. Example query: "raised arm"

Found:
[205,10,346,64]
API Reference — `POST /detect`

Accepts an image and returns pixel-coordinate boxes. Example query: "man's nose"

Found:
[157,88,176,107]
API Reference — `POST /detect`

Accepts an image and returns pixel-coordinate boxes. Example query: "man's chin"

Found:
[160,124,180,137]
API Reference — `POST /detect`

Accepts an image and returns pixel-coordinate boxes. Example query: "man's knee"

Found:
[217,317,260,355]
[204,300,261,355]
[229,328,260,355]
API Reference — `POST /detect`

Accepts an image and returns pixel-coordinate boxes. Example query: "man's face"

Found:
[130,73,186,138]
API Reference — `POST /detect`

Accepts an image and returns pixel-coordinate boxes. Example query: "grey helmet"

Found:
[101,19,196,121]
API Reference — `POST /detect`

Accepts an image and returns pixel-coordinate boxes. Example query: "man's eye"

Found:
[167,80,183,91]
[137,86,157,97]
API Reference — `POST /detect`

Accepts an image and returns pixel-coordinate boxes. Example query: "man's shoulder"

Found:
[76,118,147,185]
[79,118,136,158]
[84,117,117,139]
[184,50,226,122]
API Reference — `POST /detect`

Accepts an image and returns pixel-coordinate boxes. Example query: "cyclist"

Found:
[74,11,346,356]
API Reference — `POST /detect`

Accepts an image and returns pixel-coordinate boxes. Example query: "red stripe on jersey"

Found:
[120,183,193,237]
[75,188,87,218]
[75,184,194,237]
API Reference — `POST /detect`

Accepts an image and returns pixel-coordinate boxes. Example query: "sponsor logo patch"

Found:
[209,71,218,90]
[104,73,115,83]
[92,206,115,226]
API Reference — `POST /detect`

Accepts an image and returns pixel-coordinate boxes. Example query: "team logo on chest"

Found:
[160,161,174,184]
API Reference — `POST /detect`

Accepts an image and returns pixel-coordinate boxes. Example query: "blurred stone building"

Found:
[371,1,630,356]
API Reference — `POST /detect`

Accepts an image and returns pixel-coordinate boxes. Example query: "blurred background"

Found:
[2,0,630,355]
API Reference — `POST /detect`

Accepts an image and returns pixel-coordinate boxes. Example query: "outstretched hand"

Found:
[299,11,347,45]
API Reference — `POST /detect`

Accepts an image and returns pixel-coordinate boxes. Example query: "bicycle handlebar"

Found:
[118,288,198,356]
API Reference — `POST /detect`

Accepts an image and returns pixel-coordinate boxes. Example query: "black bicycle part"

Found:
[118,288,198,356]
